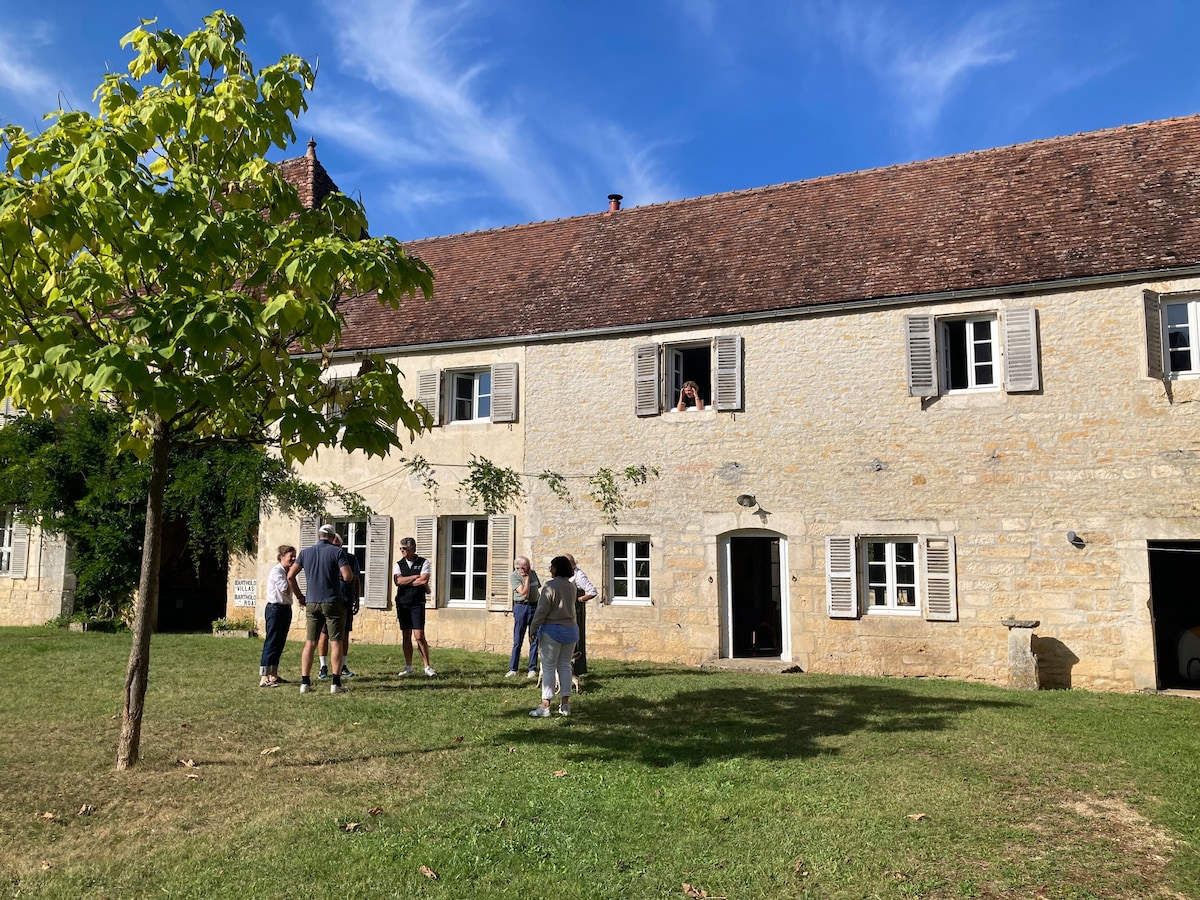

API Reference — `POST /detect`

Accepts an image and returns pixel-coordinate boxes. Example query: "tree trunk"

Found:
[116,422,169,771]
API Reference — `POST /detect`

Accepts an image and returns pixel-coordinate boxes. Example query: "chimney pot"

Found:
[306,137,317,159]
[607,193,623,212]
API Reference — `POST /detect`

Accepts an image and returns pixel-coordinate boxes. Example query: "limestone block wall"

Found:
[0,527,75,626]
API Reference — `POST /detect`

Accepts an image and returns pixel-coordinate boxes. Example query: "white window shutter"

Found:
[417,369,442,426]
[713,334,744,411]
[826,535,858,618]
[363,515,392,609]
[414,515,438,609]
[10,521,29,580]
[634,344,662,417]
[296,516,319,594]
[905,315,938,397]
[488,514,515,610]
[1001,307,1040,392]
[491,362,518,423]
[921,535,958,622]
[1144,290,1164,379]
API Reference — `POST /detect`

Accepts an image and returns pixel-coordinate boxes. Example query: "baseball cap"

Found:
[318,524,337,539]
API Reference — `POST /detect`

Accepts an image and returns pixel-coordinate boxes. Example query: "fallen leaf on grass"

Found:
[792,859,809,876]
[178,759,197,768]
[367,807,384,817]
[553,770,568,778]
[77,804,93,817]
[37,812,55,820]
[507,747,517,753]
[185,773,200,780]
[682,883,708,898]
[453,735,464,742]
[40,861,51,871]
[260,746,281,756]
[340,822,362,832]
[906,813,927,821]
[419,865,438,880]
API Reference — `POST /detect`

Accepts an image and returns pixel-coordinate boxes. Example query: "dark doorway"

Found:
[729,536,782,657]
[1148,541,1200,689]
[156,517,230,632]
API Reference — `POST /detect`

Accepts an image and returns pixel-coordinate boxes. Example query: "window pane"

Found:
[635,561,650,578]
[450,573,465,597]
[472,574,487,602]
[614,560,628,578]
[868,585,887,606]
[944,320,968,389]
[451,519,467,542]
[896,586,917,607]
[614,578,628,596]
[635,579,650,598]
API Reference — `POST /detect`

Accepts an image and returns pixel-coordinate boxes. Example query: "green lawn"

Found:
[2,627,1198,899]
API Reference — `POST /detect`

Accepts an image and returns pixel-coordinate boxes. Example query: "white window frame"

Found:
[330,519,368,598]
[606,536,652,605]
[445,517,490,608]
[1152,293,1200,378]
[905,308,1039,397]
[862,537,921,616]
[297,515,391,607]
[635,334,743,416]
[450,369,492,423]
[0,507,12,576]
[826,534,957,621]
[939,315,998,392]
[416,363,518,426]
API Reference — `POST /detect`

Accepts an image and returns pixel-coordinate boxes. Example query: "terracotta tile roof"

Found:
[333,116,1200,352]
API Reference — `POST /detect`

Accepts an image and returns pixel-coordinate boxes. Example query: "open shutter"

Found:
[713,334,744,411]
[491,362,518,423]
[634,344,661,417]
[905,314,938,397]
[1002,307,1040,392]
[825,535,858,619]
[10,521,29,580]
[296,516,319,594]
[363,515,392,609]
[921,535,958,622]
[1144,290,1164,379]
[487,514,515,610]
[414,515,437,609]
[416,369,442,426]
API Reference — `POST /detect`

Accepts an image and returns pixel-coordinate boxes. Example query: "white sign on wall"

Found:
[233,578,257,608]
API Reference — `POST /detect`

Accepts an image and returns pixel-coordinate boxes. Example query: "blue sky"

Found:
[1,1,1197,242]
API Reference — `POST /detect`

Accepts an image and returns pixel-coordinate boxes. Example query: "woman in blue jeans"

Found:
[259,545,296,686]
[529,556,579,717]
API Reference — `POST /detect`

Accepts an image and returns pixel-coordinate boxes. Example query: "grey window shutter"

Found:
[10,521,29,580]
[363,515,392,609]
[905,314,938,397]
[414,515,437,609]
[826,535,858,618]
[1144,290,1164,379]
[634,344,661,417]
[713,334,744,411]
[417,369,442,426]
[1001,307,1040,392]
[491,362,518,423]
[296,516,319,594]
[488,514,515,610]
[921,535,958,622]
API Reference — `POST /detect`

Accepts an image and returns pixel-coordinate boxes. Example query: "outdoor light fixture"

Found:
[1067,530,1086,548]
[736,494,758,508]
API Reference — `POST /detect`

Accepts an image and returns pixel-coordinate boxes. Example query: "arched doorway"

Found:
[719,530,789,660]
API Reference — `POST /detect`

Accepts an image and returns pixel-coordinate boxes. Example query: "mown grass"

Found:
[1,627,1198,899]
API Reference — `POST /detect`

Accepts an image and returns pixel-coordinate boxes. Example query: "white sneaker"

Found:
[330,683,346,694]
[529,706,551,718]
[557,704,570,717]
[300,683,311,694]
[526,670,538,680]
[398,666,413,677]
[505,670,517,678]
[424,666,436,677]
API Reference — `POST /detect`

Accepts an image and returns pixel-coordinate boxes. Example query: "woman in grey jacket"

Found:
[529,556,579,717]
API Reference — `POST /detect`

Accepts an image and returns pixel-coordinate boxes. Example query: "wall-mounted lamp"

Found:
[1067,530,1086,548]
[736,494,758,508]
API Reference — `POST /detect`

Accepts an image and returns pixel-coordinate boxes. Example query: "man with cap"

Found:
[287,523,354,694]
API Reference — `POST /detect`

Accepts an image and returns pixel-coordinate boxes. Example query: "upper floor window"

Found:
[905,308,1039,397]
[826,534,957,621]
[417,363,517,425]
[635,335,743,417]
[1146,290,1200,378]
[607,536,651,605]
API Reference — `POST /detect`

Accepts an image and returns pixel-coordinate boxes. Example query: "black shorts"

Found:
[397,603,426,631]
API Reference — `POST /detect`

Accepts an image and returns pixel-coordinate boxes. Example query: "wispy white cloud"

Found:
[0,24,59,115]
[302,99,436,166]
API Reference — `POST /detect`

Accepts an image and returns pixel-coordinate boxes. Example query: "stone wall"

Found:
[0,527,75,626]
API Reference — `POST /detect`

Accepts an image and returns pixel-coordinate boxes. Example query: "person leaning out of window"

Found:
[677,380,705,411]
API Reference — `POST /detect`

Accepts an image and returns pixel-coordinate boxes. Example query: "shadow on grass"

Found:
[497,678,1018,766]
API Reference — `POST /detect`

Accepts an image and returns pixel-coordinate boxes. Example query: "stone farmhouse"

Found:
[239,115,1200,692]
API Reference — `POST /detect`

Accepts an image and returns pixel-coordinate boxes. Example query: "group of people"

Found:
[257,526,592,717]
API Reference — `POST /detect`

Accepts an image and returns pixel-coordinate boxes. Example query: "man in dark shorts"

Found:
[393,536,435,677]
[288,523,354,694]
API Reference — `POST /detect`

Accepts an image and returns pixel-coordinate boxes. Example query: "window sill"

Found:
[444,600,486,610]
[668,407,711,414]
[608,599,652,607]
[864,607,922,617]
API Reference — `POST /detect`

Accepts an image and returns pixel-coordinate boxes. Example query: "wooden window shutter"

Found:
[416,369,442,426]
[1144,290,1164,379]
[921,535,958,622]
[1002,307,1040,392]
[713,334,744,411]
[634,344,661,417]
[491,362,518,423]
[414,515,438,609]
[905,315,938,397]
[487,514,515,610]
[825,535,858,619]
[296,516,319,594]
[10,521,29,580]
[363,515,392,609]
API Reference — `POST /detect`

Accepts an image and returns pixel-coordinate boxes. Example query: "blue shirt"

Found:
[295,539,350,604]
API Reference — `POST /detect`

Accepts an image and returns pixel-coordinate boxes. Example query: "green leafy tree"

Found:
[0,13,432,769]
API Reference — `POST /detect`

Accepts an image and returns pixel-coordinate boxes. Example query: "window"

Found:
[296,515,391,608]
[417,363,517,425]
[826,534,957,621]
[0,507,29,579]
[1146,291,1200,377]
[447,518,489,606]
[607,537,651,604]
[635,334,743,416]
[0,397,20,427]
[905,308,1038,397]
[0,508,12,575]
[331,519,368,598]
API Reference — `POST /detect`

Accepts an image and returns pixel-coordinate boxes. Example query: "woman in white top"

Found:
[259,545,296,687]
